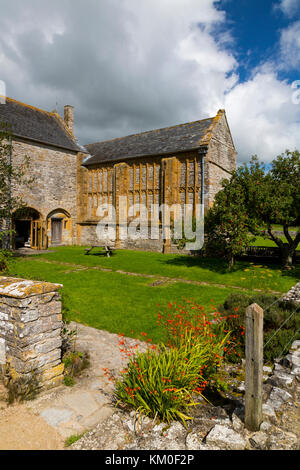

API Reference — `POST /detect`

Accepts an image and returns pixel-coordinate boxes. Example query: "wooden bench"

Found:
[84,245,113,257]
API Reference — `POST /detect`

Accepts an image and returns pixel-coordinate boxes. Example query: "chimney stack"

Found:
[64,105,74,134]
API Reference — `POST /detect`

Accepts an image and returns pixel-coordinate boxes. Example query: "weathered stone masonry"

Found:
[0,98,236,252]
[0,277,64,390]
[12,138,85,246]
[0,97,87,249]
[77,109,237,252]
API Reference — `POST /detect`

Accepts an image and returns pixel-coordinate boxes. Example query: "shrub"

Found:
[63,350,90,386]
[0,249,13,273]
[61,321,90,385]
[218,293,300,363]
[114,300,234,426]
[61,322,77,357]
[63,375,75,387]
[157,300,239,363]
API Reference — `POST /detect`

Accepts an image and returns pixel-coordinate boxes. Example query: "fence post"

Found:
[245,303,264,431]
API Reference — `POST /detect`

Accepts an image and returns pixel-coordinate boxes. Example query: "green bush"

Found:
[114,301,232,426]
[115,330,228,426]
[0,249,13,273]
[63,350,90,386]
[157,300,240,364]
[218,293,300,363]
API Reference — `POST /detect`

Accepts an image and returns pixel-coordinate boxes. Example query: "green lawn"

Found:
[24,246,300,292]
[260,224,299,232]
[250,235,300,249]
[7,247,300,344]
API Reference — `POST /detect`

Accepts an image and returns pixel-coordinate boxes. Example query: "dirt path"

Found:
[0,394,64,450]
[0,324,142,451]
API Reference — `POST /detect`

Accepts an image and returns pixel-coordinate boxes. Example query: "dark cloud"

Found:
[0,0,299,163]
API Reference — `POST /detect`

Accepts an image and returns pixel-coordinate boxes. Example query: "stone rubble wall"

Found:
[0,277,64,390]
[282,282,300,304]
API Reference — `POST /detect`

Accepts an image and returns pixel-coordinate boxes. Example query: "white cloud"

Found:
[279,21,300,69]
[276,0,300,17]
[223,71,300,162]
[0,0,299,164]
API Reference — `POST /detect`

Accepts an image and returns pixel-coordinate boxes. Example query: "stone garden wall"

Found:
[0,277,64,390]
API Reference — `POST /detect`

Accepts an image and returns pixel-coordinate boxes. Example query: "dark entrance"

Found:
[14,219,31,248]
[51,218,63,245]
[13,207,41,249]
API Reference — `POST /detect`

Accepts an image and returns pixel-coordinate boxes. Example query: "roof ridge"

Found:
[85,115,215,148]
[0,95,86,153]
[1,95,56,117]
[200,109,226,145]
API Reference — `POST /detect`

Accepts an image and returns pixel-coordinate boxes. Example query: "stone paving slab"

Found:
[24,322,145,439]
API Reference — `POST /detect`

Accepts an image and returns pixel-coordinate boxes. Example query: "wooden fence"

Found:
[244,301,300,431]
[240,246,300,263]
[245,303,264,431]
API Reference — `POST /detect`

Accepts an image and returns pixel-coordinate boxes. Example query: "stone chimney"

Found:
[64,104,74,134]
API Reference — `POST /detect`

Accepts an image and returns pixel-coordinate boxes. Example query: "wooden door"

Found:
[31,220,48,250]
[51,218,63,245]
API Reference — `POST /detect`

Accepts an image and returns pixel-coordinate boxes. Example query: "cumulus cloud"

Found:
[0,0,299,164]
[279,21,300,69]
[276,0,300,17]
[224,70,300,162]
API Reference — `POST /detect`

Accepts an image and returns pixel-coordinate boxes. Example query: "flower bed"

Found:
[112,300,241,426]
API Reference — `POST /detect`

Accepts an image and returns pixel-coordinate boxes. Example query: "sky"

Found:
[0,0,300,164]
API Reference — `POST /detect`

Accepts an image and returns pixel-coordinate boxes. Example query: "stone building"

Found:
[0,98,236,252]
[0,97,87,249]
[79,109,236,252]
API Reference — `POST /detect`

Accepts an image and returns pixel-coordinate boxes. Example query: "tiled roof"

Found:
[0,97,85,153]
[83,114,219,166]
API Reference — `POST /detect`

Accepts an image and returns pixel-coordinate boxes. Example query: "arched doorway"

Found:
[13,207,47,250]
[47,209,72,246]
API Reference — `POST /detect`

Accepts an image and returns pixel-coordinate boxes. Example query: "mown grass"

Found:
[250,235,300,249]
[22,246,300,293]
[9,256,237,344]
[7,247,299,344]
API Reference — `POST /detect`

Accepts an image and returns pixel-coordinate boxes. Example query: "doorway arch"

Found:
[13,207,47,250]
[46,209,72,246]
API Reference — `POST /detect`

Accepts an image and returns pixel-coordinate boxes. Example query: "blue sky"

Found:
[0,0,300,164]
[219,0,300,83]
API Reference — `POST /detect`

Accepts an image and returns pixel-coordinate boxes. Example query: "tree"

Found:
[246,151,300,269]
[204,175,259,270]
[205,151,300,270]
[0,122,32,264]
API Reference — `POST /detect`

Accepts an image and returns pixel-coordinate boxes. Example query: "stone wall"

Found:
[77,112,236,252]
[12,137,84,246]
[205,111,237,208]
[77,151,205,252]
[0,277,64,390]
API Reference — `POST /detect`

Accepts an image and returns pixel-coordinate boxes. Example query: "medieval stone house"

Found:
[0,97,236,252]
[0,97,87,249]
[79,109,236,252]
